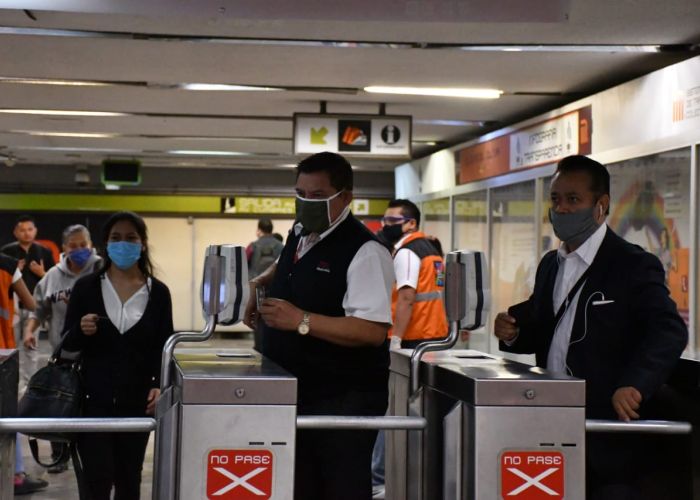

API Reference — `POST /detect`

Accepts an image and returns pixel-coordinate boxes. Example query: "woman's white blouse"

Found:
[101,275,151,334]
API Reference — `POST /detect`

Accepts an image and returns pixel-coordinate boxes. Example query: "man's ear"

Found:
[342,190,353,206]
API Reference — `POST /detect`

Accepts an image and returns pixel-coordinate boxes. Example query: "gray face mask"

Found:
[549,206,600,248]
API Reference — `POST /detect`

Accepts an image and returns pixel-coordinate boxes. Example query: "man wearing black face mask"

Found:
[243,151,395,500]
[494,155,687,499]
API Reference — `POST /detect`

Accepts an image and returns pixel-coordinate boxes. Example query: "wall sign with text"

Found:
[294,113,411,158]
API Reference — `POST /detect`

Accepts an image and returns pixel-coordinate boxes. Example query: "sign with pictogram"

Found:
[206,449,273,499]
[500,451,564,499]
[293,113,411,158]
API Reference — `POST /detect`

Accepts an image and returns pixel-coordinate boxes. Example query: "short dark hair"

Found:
[258,218,273,234]
[15,215,35,227]
[388,199,421,227]
[101,211,155,277]
[555,155,610,200]
[296,152,353,192]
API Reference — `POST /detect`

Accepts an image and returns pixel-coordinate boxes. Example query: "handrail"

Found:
[160,316,216,390]
[0,417,156,434]
[296,415,426,430]
[585,419,692,435]
[410,321,459,394]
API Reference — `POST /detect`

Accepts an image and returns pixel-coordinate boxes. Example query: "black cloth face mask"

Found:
[380,224,404,245]
[295,190,344,235]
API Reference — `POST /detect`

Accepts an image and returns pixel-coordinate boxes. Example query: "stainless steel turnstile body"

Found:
[387,349,586,500]
[156,348,297,500]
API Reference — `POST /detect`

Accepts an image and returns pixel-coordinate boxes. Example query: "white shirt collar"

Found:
[294,204,351,241]
[557,222,607,266]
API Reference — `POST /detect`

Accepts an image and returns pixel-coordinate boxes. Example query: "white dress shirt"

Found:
[393,233,421,290]
[293,207,395,324]
[547,223,608,374]
[101,274,151,334]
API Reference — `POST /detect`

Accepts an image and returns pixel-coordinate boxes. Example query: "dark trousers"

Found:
[75,432,150,500]
[295,389,388,500]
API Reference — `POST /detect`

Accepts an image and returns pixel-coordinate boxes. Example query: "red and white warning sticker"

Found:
[206,449,273,499]
[500,450,564,499]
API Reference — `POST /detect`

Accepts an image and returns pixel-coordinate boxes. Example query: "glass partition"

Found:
[488,181,537,360]
[454,191,488,253]
[606,149,692,351]
[421,198,451,254]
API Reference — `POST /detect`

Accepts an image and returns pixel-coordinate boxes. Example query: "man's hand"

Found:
[17,258,25,271]
[243,282,258,329]
[259,298,304,331]
[146,388,160,416]
[494,312,519,342]
[389,336,402,351]
[612,386,642,422]
[23,331,37,350]
[29,259,46,278]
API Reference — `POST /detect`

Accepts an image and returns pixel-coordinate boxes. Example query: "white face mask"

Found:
[295,190,344,234]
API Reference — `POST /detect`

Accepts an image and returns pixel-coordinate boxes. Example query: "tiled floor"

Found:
[13,333,253,499]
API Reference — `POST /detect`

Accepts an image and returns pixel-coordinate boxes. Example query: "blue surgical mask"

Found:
[68,247,92,267]
[107,241,142,270]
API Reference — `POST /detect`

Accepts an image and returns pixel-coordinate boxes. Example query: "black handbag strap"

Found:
[28,438,70,468]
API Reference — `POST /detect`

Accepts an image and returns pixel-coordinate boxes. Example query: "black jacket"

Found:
[501,228,688,419]
[62,272,174,417]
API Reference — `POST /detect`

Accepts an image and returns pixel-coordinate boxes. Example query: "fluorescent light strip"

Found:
[180,83,282,91]
[415,119,485,127]
[10,130,119,138]
[458,44,661,53]
[0,109,129,117]
[16,146,143,153]
[365,86,502,99]
[169,150,248,156]
[0,77,112,87]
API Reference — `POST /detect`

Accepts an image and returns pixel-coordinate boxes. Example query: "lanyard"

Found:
[553,267,592,326]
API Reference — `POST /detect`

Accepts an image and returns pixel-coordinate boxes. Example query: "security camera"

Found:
[3,156,16,167]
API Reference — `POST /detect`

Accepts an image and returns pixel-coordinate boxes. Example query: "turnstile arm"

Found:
[586,419,692,434]
[296,415,427,430]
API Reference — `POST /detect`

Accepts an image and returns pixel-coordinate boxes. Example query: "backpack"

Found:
[250,236,283,277]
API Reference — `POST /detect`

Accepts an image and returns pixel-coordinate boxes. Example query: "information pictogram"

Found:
[206,449,273,499]
[500,451,564,499]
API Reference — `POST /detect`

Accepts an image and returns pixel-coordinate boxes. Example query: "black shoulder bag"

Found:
[18,337,83,467]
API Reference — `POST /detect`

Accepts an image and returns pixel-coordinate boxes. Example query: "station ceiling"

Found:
[0,1,698,187]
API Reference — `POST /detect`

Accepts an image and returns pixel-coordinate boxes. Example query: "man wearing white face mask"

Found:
[244,151,395,500]
[494,155,687,499]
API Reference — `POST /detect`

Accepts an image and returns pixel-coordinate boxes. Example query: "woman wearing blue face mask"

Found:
[62,211,174,500]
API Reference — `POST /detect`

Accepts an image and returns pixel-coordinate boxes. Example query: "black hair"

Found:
[258,217,273,234]
[272,232,284,243]
[387,199,421,227]
[296,152,353,192]
[555,155,610,214]
[101,211,154,277]
[15,215,36,227]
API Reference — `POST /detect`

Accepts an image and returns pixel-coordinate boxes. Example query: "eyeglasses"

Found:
[381,216,414,225]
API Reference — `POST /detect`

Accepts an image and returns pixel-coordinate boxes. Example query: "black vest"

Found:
[262,215,389,401]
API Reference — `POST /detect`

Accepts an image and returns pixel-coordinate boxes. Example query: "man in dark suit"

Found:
[494,155,687,498]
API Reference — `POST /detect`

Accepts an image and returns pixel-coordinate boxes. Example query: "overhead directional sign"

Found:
[294,113,411,158]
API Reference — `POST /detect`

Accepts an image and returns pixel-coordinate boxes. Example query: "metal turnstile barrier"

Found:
[0,349,18,500]
[388,349,587,500]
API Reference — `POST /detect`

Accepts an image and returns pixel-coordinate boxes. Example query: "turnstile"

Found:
[387,349,586,500]
[156,347,297,500]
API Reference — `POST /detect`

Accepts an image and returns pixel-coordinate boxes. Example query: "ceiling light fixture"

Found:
[0,109,129,117]
[364,86,502,99]
[168,150,248,156]
[180,83,282,91]
[415,119,486,127]
[0,77,112,87]
[10,130,119,138]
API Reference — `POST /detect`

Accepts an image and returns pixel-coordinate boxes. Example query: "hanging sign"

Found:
[294,113,411,158]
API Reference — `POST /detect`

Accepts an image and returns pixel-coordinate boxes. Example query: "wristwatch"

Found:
[297,313,310,335]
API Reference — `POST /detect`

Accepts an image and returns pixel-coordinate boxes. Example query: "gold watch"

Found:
[297,313,310,335]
